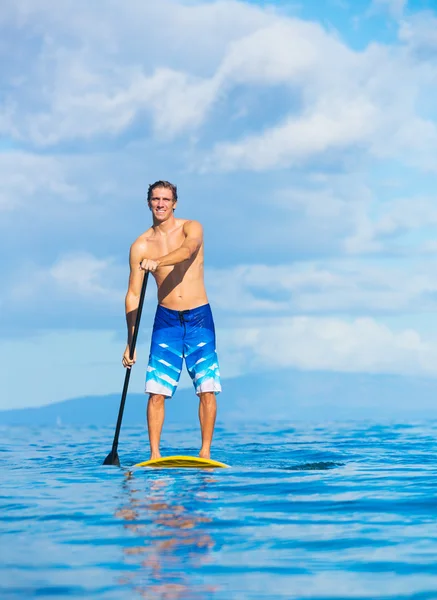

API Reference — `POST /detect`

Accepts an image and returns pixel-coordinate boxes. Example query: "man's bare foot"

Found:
[150,453,161,461]
[199,448,210,460]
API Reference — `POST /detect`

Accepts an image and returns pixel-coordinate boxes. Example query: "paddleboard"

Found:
[134,455,229,469]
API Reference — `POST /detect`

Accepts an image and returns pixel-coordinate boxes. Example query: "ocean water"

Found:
[2,421,437,599]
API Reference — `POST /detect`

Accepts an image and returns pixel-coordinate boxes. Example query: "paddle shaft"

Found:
[103,270,149,465]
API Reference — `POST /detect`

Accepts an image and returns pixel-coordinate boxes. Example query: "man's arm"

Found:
[158,220,203,267]
[142,221,203,271]
[125,241,147,346]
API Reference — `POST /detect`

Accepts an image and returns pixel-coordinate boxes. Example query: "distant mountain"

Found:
[1,369,437,426]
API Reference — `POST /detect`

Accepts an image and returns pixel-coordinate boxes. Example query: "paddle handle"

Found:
[128,270,149,360]
[110,270,149,456]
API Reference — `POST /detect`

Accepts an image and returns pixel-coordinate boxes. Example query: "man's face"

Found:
[148,187,176,221]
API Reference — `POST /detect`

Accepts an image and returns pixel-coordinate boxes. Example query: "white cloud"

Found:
[217,19,332,85]
[265,182,437,258]
[8,66,219,146]
[204,18,437,171]
[2,315,437,411]
[49,254,120,297]
[345,195,437,254]
[0,151,83,211]
[221,315,437,377]
[371,0,407,19]
[398,11,437,53]
[1,0,436,175]
[206,99,378,170]
[0,144,152,215]
[8,250,437,331]
[0,0,273,145]
[207,259,437,314]
[8,252,123,305]
[3,0,437,413]
[420,241,437,254]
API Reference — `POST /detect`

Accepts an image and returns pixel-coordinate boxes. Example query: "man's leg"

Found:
[183,305,221,459]
[147,393,166,460]
[198,392,217,459]
[145,306,184,460]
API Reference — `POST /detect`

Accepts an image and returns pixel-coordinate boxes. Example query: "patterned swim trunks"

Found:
[145,303,221,398]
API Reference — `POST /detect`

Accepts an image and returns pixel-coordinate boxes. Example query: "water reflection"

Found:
[115,471,219,599]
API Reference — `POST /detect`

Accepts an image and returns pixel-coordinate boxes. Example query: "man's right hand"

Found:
[140,258,160,272]
[122,345,137,369]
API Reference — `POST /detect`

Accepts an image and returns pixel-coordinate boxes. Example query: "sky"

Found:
[2,0,437,412]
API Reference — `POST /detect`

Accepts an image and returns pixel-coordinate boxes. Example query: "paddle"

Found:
[103,271,150,466]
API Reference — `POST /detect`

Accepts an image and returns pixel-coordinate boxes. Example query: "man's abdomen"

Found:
[157,265,208,311]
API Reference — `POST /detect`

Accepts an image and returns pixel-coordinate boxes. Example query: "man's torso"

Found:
[137,218,208,311]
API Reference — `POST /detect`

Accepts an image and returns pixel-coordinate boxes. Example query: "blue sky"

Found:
[2,0,437,412]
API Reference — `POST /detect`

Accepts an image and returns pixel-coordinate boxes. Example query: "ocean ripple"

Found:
[1,421,437,599]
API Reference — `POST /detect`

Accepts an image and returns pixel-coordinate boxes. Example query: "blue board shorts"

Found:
[145,303,222,398]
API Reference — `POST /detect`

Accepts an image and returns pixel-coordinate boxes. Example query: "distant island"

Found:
[1,370,437,426]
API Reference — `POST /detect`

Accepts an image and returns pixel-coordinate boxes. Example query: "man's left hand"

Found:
[140,258,160,272]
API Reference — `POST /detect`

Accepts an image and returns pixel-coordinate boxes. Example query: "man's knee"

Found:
[148,393,166,407]
[199,391,216,405]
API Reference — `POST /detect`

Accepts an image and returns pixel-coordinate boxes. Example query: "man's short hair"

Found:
[147,180,178,203]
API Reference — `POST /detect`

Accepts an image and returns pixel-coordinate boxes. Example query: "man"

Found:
[122,180,221,460]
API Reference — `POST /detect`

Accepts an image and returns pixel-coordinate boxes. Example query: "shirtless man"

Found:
[122,180,221,460]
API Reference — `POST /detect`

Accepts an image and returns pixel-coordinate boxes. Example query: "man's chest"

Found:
[147,230,185,258]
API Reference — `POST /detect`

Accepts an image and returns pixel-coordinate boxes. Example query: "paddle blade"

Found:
[103,450,120,467]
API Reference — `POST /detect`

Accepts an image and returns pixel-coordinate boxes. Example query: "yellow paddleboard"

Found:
[134,455,229,469]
